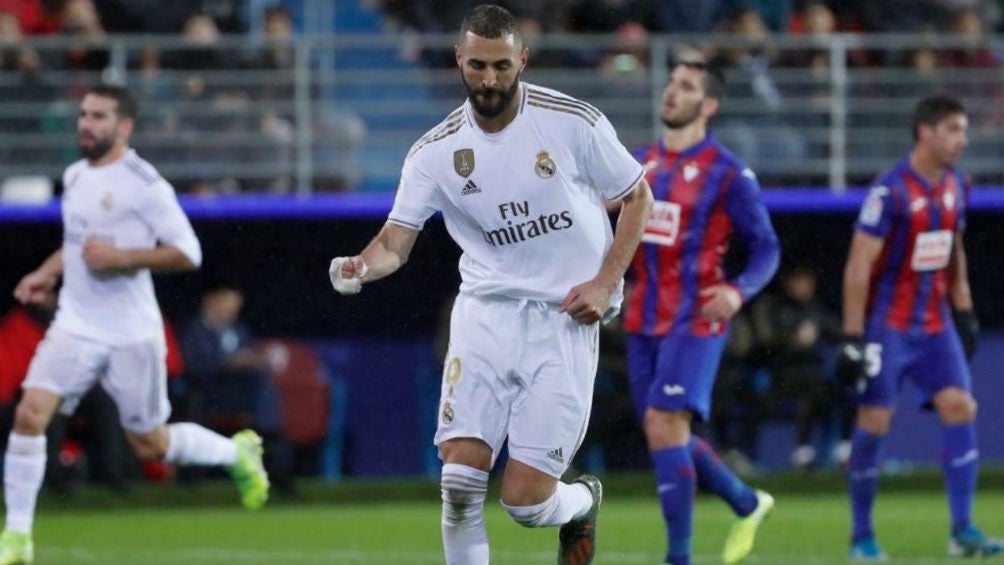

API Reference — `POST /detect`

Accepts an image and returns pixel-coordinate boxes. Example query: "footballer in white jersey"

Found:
[328,6,653,565]
[389,82,644,316]
[3,86,269,562]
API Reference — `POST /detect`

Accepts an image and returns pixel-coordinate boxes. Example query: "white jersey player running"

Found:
[0,85,269,565]
[328,6,652,565]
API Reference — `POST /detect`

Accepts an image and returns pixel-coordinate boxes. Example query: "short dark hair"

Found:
[87,84,139,120]
[673,59,726,100]
[912,94,965,141]
[458,4,519,43]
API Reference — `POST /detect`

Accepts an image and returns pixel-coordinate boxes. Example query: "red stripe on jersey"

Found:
[885,176,930,330]
[690,170,736,336]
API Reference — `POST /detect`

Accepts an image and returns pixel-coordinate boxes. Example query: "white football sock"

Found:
[502,481,593,527]
[164,423,238,467]
[441,463,489,565]
[4,433,46,534]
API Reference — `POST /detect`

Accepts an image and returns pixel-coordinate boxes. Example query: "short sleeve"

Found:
[583,115,644,201]
[139,179,202,267]
[387,158,441,230]
[855,184,896,239]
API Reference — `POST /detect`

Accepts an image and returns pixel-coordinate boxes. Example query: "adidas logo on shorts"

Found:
[461,180,481,195]
[546,447,564,464]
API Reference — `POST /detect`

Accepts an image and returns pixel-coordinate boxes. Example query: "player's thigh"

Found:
[648,333,728,422]
[103,336,171,434]
[626,334,659,421]
[858,326,910,408]
[908,329,971,409]
[434,294,516,461]
[23,326,106,402]
[507,313,599,479]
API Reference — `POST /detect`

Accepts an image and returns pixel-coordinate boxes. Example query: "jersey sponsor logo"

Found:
[683,162,699,182]
[641,201,681,247]
[662,384,686,396]
[859,186,887,226]
[481,200,575,247]
[535,150,556,179]
[911,229,953,271]
[454,148,475,178]
[461,180,481,195]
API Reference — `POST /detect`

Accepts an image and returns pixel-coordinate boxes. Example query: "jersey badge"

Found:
[943,190,956,210]
[683,162,699,182]
[454,149,475,178]
[535,150,556,179]
[100,191,113,211]
[441,401,454,424]
[445,357,462,395]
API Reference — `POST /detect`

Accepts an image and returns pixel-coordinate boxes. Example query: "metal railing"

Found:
[1,33,1002,194]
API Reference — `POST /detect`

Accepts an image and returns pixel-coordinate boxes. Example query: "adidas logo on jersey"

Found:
[461,180,481,195]
[546,447,564,464]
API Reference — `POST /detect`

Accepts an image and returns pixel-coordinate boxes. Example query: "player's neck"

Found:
[471,85,521,134]
[909,147,946,185]
[89,144,130,168]
[662,123,706,153]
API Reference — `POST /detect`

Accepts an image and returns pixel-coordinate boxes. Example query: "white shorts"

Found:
[23,326,171,433]
[434,293,600,478]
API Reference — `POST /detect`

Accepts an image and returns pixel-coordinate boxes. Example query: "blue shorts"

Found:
[860,324,971,410]
[626,332,728,422]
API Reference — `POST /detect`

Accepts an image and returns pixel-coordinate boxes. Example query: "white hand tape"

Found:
[329,257,367,295]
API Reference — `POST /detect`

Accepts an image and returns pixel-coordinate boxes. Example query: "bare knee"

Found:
[934,388,977,425]
[643,408,691,449]
[499,458,556,509]
[13,399,55,436]
[856,406,894,435]
[127,428,170,461]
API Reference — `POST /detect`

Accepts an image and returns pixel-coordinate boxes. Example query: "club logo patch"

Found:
[535,150,556,179]
[445,357,461,395]
[454,149,475,178]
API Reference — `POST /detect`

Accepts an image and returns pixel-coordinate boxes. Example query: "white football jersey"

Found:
[54,149,201,345]
[389,83,643,309]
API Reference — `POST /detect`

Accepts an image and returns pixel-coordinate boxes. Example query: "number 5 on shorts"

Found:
[864,343,883,378]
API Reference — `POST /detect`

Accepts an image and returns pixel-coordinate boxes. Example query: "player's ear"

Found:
[520,46,529,70]
[702,97,720,118]
[455,45,463,69]
[118,117,135,142]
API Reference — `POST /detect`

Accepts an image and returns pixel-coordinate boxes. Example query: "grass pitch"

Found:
[28,481,1004,565]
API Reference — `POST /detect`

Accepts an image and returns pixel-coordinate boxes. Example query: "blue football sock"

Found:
[653,444,696,565]
[690,436,758,517]
[848,428,883,543]
[941,422,977,534]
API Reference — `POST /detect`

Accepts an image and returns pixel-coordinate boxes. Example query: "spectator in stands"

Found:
[58,0,109,71]
[940,8,1001,69]
[0,0,60,35]
[750,264,844,469]
[711,8,807,176]
[177,283,293,491]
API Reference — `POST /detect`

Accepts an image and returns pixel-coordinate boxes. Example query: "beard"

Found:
[462,71,521,119]
[79,134,114,161]
[660,102,702,130]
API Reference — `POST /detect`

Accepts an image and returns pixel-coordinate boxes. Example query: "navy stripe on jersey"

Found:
[526,89,601,120]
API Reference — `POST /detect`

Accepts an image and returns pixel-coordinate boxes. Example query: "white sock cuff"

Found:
[7,433,45,455]
[441,463,489,493]
[501,493,557,527]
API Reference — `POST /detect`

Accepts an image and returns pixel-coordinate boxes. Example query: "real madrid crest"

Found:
[454,149,475,178]
[100,191,113,211]
[535,150,556,179]
[441,401,454,424]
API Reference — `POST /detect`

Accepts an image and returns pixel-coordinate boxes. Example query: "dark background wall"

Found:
[2,211,1001,335]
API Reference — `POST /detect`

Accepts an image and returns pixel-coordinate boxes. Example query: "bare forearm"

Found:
[358,223,418,283]
[842,261,870,336]
[948,239,973,310]
[38,250,64,278]
[596,180,652,290]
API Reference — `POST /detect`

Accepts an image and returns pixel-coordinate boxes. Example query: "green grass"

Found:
[27,485,1004,565]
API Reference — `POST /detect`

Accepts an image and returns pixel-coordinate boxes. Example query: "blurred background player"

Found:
[0,84,269,565]
[839,93,1003,560]
[623,57,780,565]
[328,5,652,565]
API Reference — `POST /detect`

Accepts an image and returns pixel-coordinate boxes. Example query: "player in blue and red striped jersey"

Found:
[623,57,780,565]
[839,94,1002,561]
